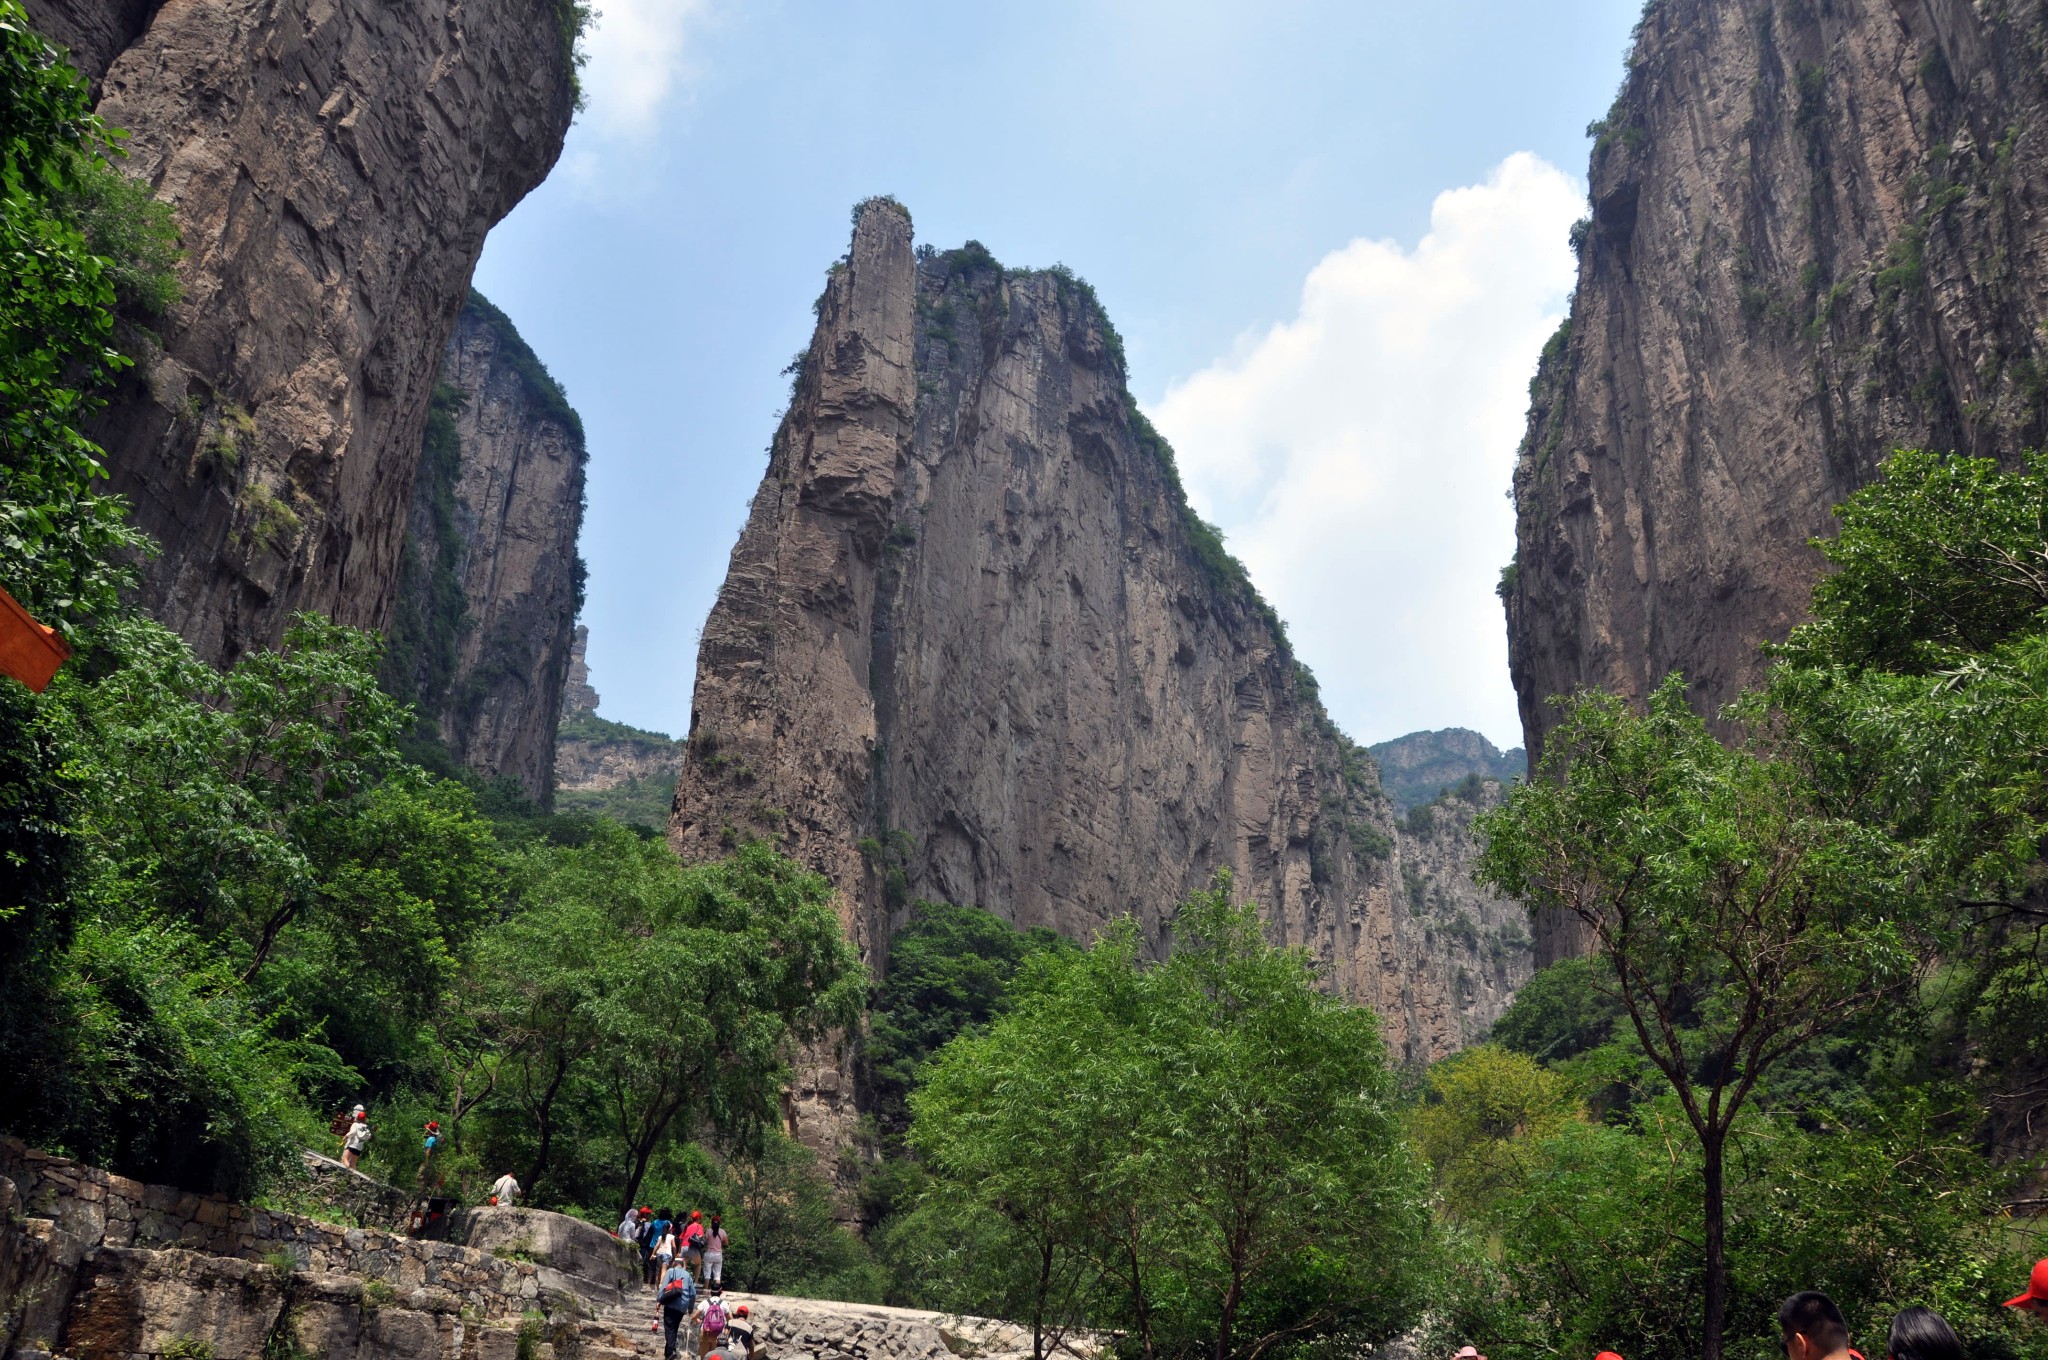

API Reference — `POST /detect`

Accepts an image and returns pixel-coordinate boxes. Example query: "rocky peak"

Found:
[672,202,1531,1148]
[1368,728,1527,812]
[563,625,601,716]
[383,293,588,806]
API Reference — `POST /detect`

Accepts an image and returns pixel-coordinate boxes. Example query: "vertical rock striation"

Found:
[24,0,576,665]
[1505,0,2048,960]
[384,294,587,805]
[674,203,1530,1146]
[1508,0,2048,756]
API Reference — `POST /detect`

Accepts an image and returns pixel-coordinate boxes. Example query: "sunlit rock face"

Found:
[673,204,1532,1155]
[24,0,575,665]
[1505,0,2048,958]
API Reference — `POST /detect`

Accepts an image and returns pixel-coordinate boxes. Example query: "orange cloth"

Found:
[0,586,69,692]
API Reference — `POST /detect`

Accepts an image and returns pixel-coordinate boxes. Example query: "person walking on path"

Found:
[680,1209,707,1278]
[1781,1291,1858,1360]
[644,1209,675,1287]
[1887,1307,1963,1360]
[655,1259,697,1360]
[489,1171,520,1206]
[653,1222,679,1284]
[701,1214,728,1285]
[341,1108,371,1170]
[2008,1260,2048,1321]
[697,1285,731,1358]
[723,1303,756,1360]
[618,1206,641,1241]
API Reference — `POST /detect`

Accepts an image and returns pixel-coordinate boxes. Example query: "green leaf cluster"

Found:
[906,875,1430,1360]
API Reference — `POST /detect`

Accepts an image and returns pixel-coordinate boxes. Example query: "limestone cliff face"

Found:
[384,294,586,804]
[674,204,1530,1144]
[1506,0,2048,960]
[25,0,576,666]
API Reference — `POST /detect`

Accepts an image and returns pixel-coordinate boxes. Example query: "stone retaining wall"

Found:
[0,1140,629,1330]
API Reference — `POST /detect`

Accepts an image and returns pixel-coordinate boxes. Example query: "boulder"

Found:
[464,1207,637,1293]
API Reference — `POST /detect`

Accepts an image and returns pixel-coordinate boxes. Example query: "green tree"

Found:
[865,900,1070,1140]
[566,835,865,1208]
[1410,1043,1580,1217]
[911,876,1429,1360]
[0,1,168,624]
[1477,678,1922,1360]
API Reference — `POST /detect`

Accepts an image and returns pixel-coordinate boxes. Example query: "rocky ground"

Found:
[0,1140,1083,1360]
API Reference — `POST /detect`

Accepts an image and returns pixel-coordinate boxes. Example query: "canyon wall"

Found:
[24,0,576,666]
[673,203,1530,1144]
[384,294,587,804]
[1505,0,2048,960]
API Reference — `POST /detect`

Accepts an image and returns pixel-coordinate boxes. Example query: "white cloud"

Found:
[1149,152,1584,751]
[575,0,711,142]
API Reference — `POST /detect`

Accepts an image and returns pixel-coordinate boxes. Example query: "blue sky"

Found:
[473,0,1643,751]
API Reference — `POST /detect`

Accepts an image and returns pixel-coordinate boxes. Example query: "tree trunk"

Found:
[1032,1235,1054,1360]
[1702,1129,1727,1360]
[1216,1273,1242,1360]
[524,1055,569,1192]
[1125,1221,1155,1360]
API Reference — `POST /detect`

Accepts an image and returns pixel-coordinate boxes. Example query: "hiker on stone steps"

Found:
[655,1256,697,1360]
[701,1213,728,1285]
[695,1284,733,1359]
[340,1107,371,1170]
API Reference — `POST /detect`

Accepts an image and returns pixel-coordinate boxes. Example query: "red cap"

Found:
[735,1307,749,1317]
[690,1210,703,1219]
[1597,1353,1625,1360]
[2007,1259,2048,1308]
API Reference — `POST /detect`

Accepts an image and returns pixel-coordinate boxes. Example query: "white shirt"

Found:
[491,1174,520,1202]
[344,1120,372,1152]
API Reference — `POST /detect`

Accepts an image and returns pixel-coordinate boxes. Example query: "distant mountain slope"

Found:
[1368,729,1526,811]
[552,627,682,830]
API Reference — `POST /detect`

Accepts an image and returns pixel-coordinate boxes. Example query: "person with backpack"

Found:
[697,1285,731,1357]
[681,1209,707,1277]
[655,1257,698,1360]
[341,1108,372,1170]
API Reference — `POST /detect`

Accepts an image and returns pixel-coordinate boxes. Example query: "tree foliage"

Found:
[910,876,1429,1360]
[0,0,173,624]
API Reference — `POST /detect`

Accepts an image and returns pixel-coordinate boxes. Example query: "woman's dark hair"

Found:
[1888,1307,1963,1360]
[659,1208,673,1222]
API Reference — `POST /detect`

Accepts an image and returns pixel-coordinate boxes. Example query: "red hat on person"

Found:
[1596,1352,1625,1360]
[2007,1259,2048,1308]
[735,1307,749,1318]
[690,1210,703,1220]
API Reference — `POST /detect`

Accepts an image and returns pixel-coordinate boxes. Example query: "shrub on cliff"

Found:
[0,0,174,626]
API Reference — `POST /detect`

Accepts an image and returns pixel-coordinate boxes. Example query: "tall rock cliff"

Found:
[1369,728,1527,812]
[24,0,576,665]
[383,294,587,805]
[1507,0,2048,768]
[674,202,1530,1144]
